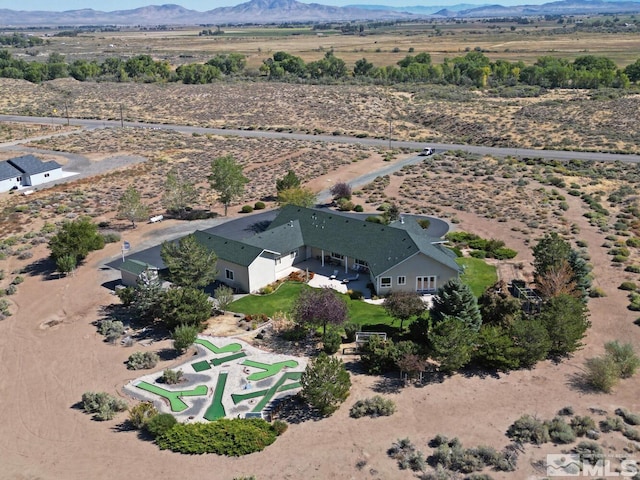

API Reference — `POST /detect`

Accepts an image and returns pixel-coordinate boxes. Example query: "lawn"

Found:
[228,282,397,329]
[228,259,495,330]
[457,257,498,297]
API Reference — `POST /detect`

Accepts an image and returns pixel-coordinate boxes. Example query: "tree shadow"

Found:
[567,371,600,394]
[460,364,501,380]
[22,256,57,279]
[371,375,404,394]
[274,395,323,424]
[156,347,179,362]
[111,419,137,433]
[245,220,271,234]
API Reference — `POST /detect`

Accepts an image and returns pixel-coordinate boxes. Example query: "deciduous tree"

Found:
[292,287,348,335]
[277,187,316,208]
[162,169,198,218]
[383,291,427,331]
[209,155,248,216]
[117,185,149,228]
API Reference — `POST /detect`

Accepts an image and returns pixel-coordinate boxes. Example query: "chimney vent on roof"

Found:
[400,215,404,224]
[288,220,294,227]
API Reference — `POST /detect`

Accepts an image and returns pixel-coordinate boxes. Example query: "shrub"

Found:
[350,395,396,418]
[418,218,431,230]
[599,416,625,433]
[506,415,550,445]
[558,406,575,416]
[272,420,288,435]
[546,417,576,444]
[11,276,24,285]
[343,322,358,343]
[348,289,363,300]
[492,247,518,260]
[354,204,364,212]
[584,355,620,393]
[5,284,17,295]
[128,401,158,429]
[156,418,277,455]
[322,329,342,354]
[570,416,596,436]
[81,391,127,421]
[625,265,640,273]
[254,201,266,210]
[240,205,254,213]
[623,426,640,442]
[126,351,160,370]
[605,341,640,378]
[172,324,199,353]
[615,408,640,426]
[101,232,121,244]
[588,287,606,298]
[98,319,125,343]
[619,281,637,291]
[160,369,183,385]
[574,441,604,465]
[146,412,177,438]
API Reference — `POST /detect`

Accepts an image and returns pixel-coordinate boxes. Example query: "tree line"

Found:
[2,48,640,88]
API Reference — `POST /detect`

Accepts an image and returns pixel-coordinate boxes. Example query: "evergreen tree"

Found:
[474,325,522,371]
[160,287,212,331]
[430,277,482,331]
[427,315,477,373]
[510,317,551,368]
[276,169,301,192]
[160,234,217,288]
[478,280,522,328]
[209,155,248,216]
[539,294,590,357]
[301,352,351,416]
[532,232,571,279]
[49,217,105,264]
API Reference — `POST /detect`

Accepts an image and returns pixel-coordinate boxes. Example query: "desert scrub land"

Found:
[1,78,640,153]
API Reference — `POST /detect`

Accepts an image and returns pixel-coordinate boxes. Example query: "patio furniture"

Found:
[330,269,338,280]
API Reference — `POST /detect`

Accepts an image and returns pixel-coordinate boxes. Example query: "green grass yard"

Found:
[228,258,496,330]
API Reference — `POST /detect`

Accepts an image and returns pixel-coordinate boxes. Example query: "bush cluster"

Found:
[388,438,426,472]
[160,369,183,385]
[445,231,517,259]
[126,351,160,370]
[98,319,125,343]
[128,401,158,429]
[428,436,518,473]
[349,396,396,418]
[583,341,640,392]
[81,391,128,421]
[156,418,278,455]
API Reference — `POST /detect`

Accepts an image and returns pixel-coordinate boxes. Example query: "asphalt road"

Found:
[2,114,640,165]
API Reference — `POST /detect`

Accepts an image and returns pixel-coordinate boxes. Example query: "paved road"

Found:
[2,114,640,164]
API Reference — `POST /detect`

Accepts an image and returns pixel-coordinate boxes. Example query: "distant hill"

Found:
[1,0,640,26]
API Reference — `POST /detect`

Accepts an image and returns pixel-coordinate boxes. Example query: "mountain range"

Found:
[2,0,640,26]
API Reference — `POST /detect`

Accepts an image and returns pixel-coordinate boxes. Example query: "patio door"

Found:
[416,276,436,292]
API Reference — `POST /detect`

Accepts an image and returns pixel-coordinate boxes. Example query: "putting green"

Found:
[242,359,299,381]
[211,351,246,366]
[194,339,242,354]
[191,360,211,372]
[136,382,208,412]
[203,372,228,421]
[231,371,302,412]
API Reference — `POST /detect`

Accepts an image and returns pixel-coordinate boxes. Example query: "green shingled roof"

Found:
[243,219,305,253]
[192,230,263,267]
[268,205,460,277]
[119,259,157,276]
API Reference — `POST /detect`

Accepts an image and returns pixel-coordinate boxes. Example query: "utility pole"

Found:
[388,117,392,149]
[65,103,69,126]
[120,104,124,128]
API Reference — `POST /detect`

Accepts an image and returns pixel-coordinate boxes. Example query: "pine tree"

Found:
[301,352,351,416]
[160,234,217,288]
[430,277,482,331]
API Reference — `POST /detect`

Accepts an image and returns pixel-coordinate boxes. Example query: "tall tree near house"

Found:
[160,234,217,288]
[208,155,248,216]
[162,169,198,219]
[536,260,579,299]
[48,217,105,265]
[276,169,301,192]
[117,185,149,228]
[538,293,590,357]
[292,287,348,335]
[430,277,482,331]
[277,187,317,208]
[300,352,351,416]
[383,291,427,331]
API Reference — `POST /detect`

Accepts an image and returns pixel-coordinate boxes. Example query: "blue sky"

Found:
[0,0,548,11]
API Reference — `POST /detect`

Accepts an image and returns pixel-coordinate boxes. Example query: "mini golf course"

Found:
[127,337,306,423]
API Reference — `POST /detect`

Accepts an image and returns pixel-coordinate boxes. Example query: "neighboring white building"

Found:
[0,155,63,192]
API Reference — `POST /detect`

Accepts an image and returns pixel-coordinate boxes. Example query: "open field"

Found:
[1,21,640,480]
[11,18,640,68]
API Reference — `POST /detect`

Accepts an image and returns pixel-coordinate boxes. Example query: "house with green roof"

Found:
[192,205,460,295]
[120,259,159,287]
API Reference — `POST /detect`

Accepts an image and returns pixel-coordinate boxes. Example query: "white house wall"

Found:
[376,252,458,295]
[247,254,277,293]
[273,247,304,276]
[0,177,22,192]
[216,259,251,293]
[28,168,63,186]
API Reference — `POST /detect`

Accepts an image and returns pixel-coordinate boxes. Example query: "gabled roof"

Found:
[243,219,305,254]
[192,230,263,267]
[0,161,22,181]
[7,155,62,175]
[267,205,460,277]
[119,259,157,276]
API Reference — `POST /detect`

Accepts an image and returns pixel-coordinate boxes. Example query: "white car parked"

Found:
[419,147,434,156]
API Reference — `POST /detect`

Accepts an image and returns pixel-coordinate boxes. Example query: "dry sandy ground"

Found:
[1,152,639,480]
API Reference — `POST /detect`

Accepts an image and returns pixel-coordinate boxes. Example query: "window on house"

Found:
[44,173,50,178]
[380,277,392,288]
[331,252,344,260]
[275,256,282,265]
[397,276,406,286]
[225,269,234,281]
[290,250,296,259]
